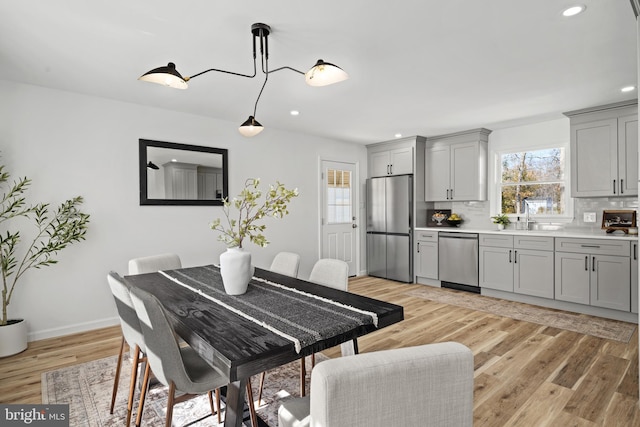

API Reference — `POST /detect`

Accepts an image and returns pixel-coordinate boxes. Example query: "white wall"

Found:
[0,80,367,341]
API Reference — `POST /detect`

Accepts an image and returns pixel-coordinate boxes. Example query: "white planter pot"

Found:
[497,224,505,231]
[220,247,254,295]
[0,318,28,358]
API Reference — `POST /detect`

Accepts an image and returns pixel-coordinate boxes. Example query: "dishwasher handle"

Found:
[439,232,478,240]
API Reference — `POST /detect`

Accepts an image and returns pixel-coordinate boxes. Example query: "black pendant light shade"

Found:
[238,116,264,137]
[139,62,188,89]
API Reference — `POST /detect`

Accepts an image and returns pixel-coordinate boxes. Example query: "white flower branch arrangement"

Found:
[210,178,299,249]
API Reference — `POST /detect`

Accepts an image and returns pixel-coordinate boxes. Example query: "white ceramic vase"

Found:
[0,318,28,358]
[497,224,505,231]
[219,247,254,295]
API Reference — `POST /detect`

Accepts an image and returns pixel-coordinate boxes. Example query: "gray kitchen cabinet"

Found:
[632,242,638,314]
[424,128,490,201]
[564,100,638,198]
[554,237,631,311]
[514,249,555,299]
[480,234,554,297]
[479,245,514,292]
[415,230,438,280]
[555,252,591,305]
[369,145,413,177]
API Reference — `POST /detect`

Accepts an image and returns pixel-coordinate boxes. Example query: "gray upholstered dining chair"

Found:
[301,258,350,395]
[277,342,474,427]
[128,253,182,275]
[107,271,148,427]
[270,252,301,277]
[129,286,259,427]
[308,258,349,291]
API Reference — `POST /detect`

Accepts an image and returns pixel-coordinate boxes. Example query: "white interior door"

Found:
[321,160,358,276]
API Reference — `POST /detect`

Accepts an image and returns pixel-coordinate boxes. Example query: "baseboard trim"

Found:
[28,317,120,342]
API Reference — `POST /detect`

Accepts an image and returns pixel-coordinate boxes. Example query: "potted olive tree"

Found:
[0,163,90,357]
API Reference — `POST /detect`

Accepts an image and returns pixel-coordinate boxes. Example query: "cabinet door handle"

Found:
[613,180,616,194]
[621,179,624,194]
[514,250,518,263]
[634,244,637,261]
[509,250,512,263]
[387,165,390,175]
[592,256,596,272]
[390,164,393,175]
[417,242,420,253]
[450,188,453,199]
[580,244,600,248]
[584,256,588,271]
[446,189,449,200]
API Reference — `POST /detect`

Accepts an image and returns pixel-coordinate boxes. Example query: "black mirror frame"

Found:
[139,139,229,206]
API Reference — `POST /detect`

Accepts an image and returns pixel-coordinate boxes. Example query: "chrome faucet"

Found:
[523,198,535,230]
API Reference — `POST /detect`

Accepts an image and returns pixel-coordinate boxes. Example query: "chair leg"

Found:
[257,371,266,406]
[215,388,222,424]
[134,360,151,427]
[126,345,141,427]
[165,381,176,427]
[207,390,215,417]
[299,357,306,397]
[110,336,125,414]
[246,378,258,427]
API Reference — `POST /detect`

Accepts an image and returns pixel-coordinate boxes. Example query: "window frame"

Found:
[489,139,574,222]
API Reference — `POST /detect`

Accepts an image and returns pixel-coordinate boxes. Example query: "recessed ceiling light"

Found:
[290,110,300,116]
[621,85,636,93]
[171,158,177,162]
[394,133,402,138]
[562,5,586,17]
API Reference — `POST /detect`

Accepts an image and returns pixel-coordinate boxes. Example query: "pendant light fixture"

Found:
[139,23,348,137]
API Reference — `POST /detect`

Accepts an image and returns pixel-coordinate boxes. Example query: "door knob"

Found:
[352,224,358,228]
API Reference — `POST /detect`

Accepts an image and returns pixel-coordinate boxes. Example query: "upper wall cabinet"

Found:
[367,136,425,177]
[424,128,491,201]
[564,100,638,198]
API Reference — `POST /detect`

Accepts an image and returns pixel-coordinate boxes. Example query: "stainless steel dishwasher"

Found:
[438,232,479,289]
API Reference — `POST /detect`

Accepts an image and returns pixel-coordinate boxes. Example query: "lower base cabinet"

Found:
[479,234,554,298]
[514,249,554,299]
[415,231,438,280]
[555,237,631,312]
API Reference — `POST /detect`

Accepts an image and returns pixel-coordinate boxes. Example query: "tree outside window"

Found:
[500,148,566,216]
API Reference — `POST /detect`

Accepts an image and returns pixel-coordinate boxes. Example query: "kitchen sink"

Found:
[529,223,565,232]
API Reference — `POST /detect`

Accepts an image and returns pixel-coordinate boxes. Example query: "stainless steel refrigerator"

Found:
[366,175,413,283]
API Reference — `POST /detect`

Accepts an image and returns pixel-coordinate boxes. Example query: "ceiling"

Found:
[0,1,637,144]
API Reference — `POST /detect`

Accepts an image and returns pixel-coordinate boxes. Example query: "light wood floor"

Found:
[1,276,638,425]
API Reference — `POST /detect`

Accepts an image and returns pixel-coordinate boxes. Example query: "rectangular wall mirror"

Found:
[139,139,229,205]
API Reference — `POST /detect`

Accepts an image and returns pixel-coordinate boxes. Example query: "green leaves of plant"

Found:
[210,178,298,249]
[0,163,90,326]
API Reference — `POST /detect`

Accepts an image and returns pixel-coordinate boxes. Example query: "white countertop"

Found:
[415,226,639,240]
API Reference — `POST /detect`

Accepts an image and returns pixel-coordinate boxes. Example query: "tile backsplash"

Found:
[427,197,639,231]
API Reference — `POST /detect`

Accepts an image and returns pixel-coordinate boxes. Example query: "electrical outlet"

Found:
[584,212,597,223]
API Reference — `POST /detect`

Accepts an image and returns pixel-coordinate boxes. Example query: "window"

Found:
[499,148,567,216]
[326,169,352,224]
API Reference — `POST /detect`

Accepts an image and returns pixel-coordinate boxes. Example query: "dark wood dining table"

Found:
[124,264,404,427]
